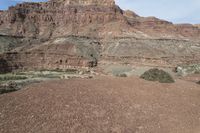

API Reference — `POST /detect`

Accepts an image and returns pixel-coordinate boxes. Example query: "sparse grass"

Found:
[0,80,42,95]
[64,69,78,74]
[194,71,200,74]
[0,88,17,94]
[140,68,175,83]
[0,68,90,95]
[116,73,127,77]
[39,68,78,74]
[177,64,200,76]
[15,72,30,75]
[0,82,18,94]
[15,69,78,79]
[36,74,61,79]
[0,75,27,81]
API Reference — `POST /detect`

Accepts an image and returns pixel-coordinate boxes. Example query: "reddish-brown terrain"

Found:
[0,76,200,133]
[0,1,200,132]
[0,0,200,72]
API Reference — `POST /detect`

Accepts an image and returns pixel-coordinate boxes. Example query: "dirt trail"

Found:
[0,76,200,133]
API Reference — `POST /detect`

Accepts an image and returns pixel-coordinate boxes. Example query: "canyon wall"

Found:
[0,0,200,72]
[0,52,95,73]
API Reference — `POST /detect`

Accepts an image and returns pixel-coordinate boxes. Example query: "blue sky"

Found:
[0,0,199,24]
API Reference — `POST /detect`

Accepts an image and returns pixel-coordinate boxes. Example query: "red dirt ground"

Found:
[0,76,200,133]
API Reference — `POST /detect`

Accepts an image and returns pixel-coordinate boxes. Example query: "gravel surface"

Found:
[0,76,200,133]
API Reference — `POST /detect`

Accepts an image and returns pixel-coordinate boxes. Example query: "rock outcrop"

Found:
[0,36,98,72]
[0,0,200,72]
[50,0,115,6]
[0,0,199,39]
[195,24,200,29]
[0,0,124,39]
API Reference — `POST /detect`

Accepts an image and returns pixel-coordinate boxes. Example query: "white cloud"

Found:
[116,0,200,24]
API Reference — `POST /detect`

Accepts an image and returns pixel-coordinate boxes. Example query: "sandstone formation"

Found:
[195,24,200,29]
[50,0,115,6]
[0,0,200,72]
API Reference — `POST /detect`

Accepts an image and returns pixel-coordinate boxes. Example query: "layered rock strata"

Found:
[0,0,200,72]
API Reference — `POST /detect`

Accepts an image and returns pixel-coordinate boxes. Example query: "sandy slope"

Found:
[0,76,200,133]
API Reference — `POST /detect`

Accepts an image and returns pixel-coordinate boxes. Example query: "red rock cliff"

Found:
[0,0,125,39]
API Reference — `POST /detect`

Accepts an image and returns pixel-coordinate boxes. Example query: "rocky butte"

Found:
[0,0,200,73]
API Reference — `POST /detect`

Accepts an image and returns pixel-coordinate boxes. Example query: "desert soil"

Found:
[0,76,200,133]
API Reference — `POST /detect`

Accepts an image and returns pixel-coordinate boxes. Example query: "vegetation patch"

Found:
[0,74,27,81]
[140,68,175,83]
[103,64,133,76]
[0,87,17,94]
[39,68,78,74]
[64,69,78,74]
[116,73,127,77]
[176,64,200,76]
[0,68,92,94]
[0,82,18,94]
[36,73,61,79]
[197,81,200,85]
[0,80,41,95]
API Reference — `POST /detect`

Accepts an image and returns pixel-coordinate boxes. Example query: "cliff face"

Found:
[50,0,115,6]
[0,0,124,39]
[0,0,199,40]
[0,0,200,72]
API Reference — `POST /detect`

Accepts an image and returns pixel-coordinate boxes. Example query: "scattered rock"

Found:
[176,64,200,76]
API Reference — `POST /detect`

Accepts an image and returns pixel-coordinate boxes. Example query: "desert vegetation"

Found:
[0,82,18,94]
[0,68,93,94]
[116,73,128,77]
[0,0,200,132]
[140,68,175,83]
[0,74,27,81]
[176,64,200,76]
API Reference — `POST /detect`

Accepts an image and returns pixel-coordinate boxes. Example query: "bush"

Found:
[116,73,127,77]
[36,74,61,79]
[0,75,27,81]
[197,81,200,85]
[39,68,78,74]
[64,69,78,74]
[0,82,18,94]
[0,88,17,94]
[140,68,175,83]
[176,64,200,76]
[194,71,200,74]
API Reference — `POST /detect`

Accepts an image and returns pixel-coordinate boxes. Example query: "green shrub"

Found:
[0,82,18,94]
[0,75,27,81]
[15,72,28,75]
[140,68,175,83]
[176,64,200,76]
[194,71,200,74]
[0,88,17,94]
[116,73,127,77]
[36,74,61,79]
[64,69,78,74]
[39,68,78,74]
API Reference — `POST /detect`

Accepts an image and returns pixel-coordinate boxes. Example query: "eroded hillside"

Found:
[0,0,200,72]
